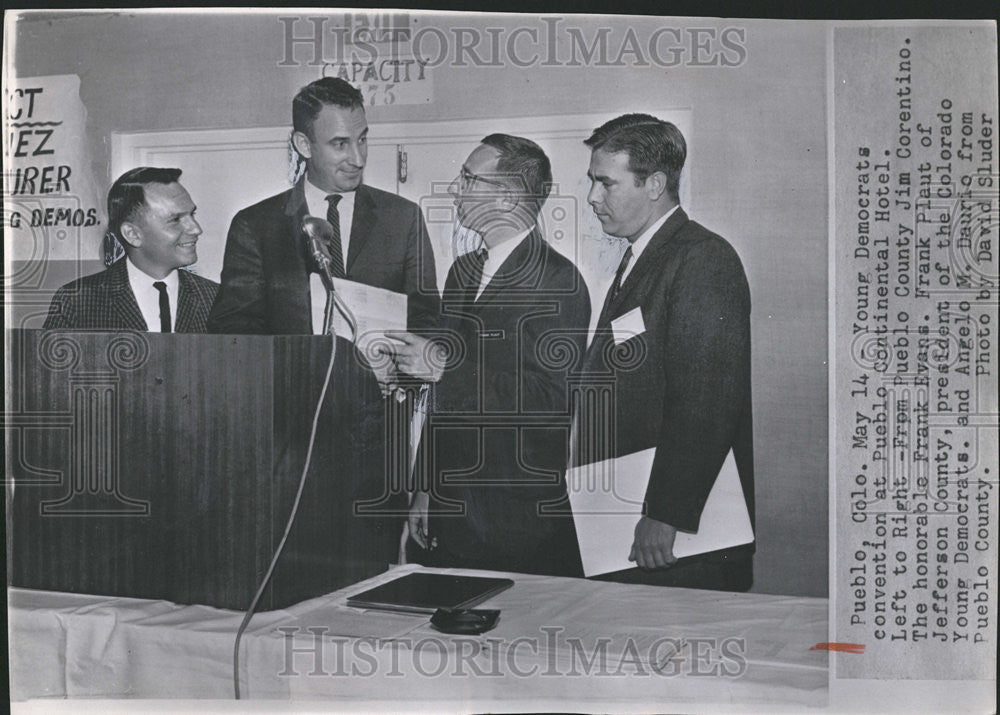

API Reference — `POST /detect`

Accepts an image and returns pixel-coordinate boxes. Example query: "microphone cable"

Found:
[232,279,359,699]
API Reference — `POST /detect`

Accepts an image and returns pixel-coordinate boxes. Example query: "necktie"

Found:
[599,245,633,325]
[325,194,345,279]
[153,281,171,333]
[469,246,489,300]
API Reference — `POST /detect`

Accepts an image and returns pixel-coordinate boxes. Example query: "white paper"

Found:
[610,306,646,345]
[332,277,407,346]
[567,448,754,577]
[308,276,408,362]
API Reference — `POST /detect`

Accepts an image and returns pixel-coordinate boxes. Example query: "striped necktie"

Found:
[325,194,345,279]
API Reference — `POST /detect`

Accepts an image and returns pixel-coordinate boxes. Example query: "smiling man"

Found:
[207,77,438,335]
[44,166,218,332]
[577,114,756,591]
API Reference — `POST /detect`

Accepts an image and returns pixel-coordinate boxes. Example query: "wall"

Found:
[9,11,829,596]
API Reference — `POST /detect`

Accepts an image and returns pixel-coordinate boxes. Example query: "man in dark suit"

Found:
[577,114,755,591]
[207,77,438,335]
[44,167,217,332]
[399,134,590,577]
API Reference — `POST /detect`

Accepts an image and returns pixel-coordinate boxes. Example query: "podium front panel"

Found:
[6,330,402,610]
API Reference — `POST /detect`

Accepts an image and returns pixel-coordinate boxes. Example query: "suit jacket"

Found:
[418,230,590,577]
[207,180,439,334]
[42,259,219,332]
[577,208,755,563]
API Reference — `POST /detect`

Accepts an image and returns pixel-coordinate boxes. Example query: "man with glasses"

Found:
[394,134,590,577]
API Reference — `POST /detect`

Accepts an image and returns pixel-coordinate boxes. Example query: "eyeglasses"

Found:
[458,168,508,193]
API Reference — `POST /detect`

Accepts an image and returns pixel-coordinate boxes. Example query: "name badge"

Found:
[610,307,646,346]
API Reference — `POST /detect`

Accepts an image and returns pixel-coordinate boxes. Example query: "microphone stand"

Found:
[233,230,359,700]
[316,260,357,341]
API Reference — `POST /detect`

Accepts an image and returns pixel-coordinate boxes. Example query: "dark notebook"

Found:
[346,573,515,614]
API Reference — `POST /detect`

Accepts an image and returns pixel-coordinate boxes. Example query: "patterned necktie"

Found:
[599,245,633,325]
[153,281,171,333]
[325,194,345,279]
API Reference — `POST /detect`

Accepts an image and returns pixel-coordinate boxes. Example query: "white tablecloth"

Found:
[9,564,828,709]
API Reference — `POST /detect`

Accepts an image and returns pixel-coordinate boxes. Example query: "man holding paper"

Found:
[401,134,590,576]
[206,78,436,567]
[207,77,439,335]
[577,114,755,591]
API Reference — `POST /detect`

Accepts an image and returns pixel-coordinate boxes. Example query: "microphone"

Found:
[300,215,358,340]
[301,215,336,281]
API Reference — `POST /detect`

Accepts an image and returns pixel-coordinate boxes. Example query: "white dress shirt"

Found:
[585,206,679,348]
[303,177,356,274]
[126,257,178,332]
[304,178,357,335]
[619,204,679,284]
[477,228,532,300]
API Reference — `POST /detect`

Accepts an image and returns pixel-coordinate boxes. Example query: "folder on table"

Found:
[346,573,515,614]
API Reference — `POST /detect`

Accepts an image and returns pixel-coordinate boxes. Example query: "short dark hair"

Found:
[107,166,183,238]
[584,114,686,200]
[293,77,365,138]
[480,133,552,217]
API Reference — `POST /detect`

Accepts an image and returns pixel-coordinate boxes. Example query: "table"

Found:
[9,565,828,709]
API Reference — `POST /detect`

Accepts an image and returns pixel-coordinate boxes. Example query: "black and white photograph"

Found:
[3,8,996,712]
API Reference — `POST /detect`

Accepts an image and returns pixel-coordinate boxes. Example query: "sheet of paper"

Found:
[328,278,408,358]
[567,448,754,577]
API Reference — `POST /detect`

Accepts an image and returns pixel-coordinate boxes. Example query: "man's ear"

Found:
[645,171,668,201]
[292,131,313,160]
[497,187,519,213]
[118,220,142,248]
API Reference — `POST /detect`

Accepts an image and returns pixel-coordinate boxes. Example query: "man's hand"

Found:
[384,331,446,382]
[408,491,435,550]
[629,516,678,569]
[365,344,400,398]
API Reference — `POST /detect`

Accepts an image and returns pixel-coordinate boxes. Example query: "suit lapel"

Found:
[283,178,310,249]
[279,179,315,326]
[175,271,201,332]
[108,259,148,330]
[439,251,482,333]
[474,231,542,307]
[346,185,375,274]
[596,207,688,330]
[463,251,483,306]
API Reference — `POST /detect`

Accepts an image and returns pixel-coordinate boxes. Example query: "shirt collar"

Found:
[125,256,178,291]
[483,228,532,271]
[303,177,356,219]
[627,204,679,267]
[476,228,532,299]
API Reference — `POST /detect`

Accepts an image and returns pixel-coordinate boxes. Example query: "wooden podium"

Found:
[5,330,412,610]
